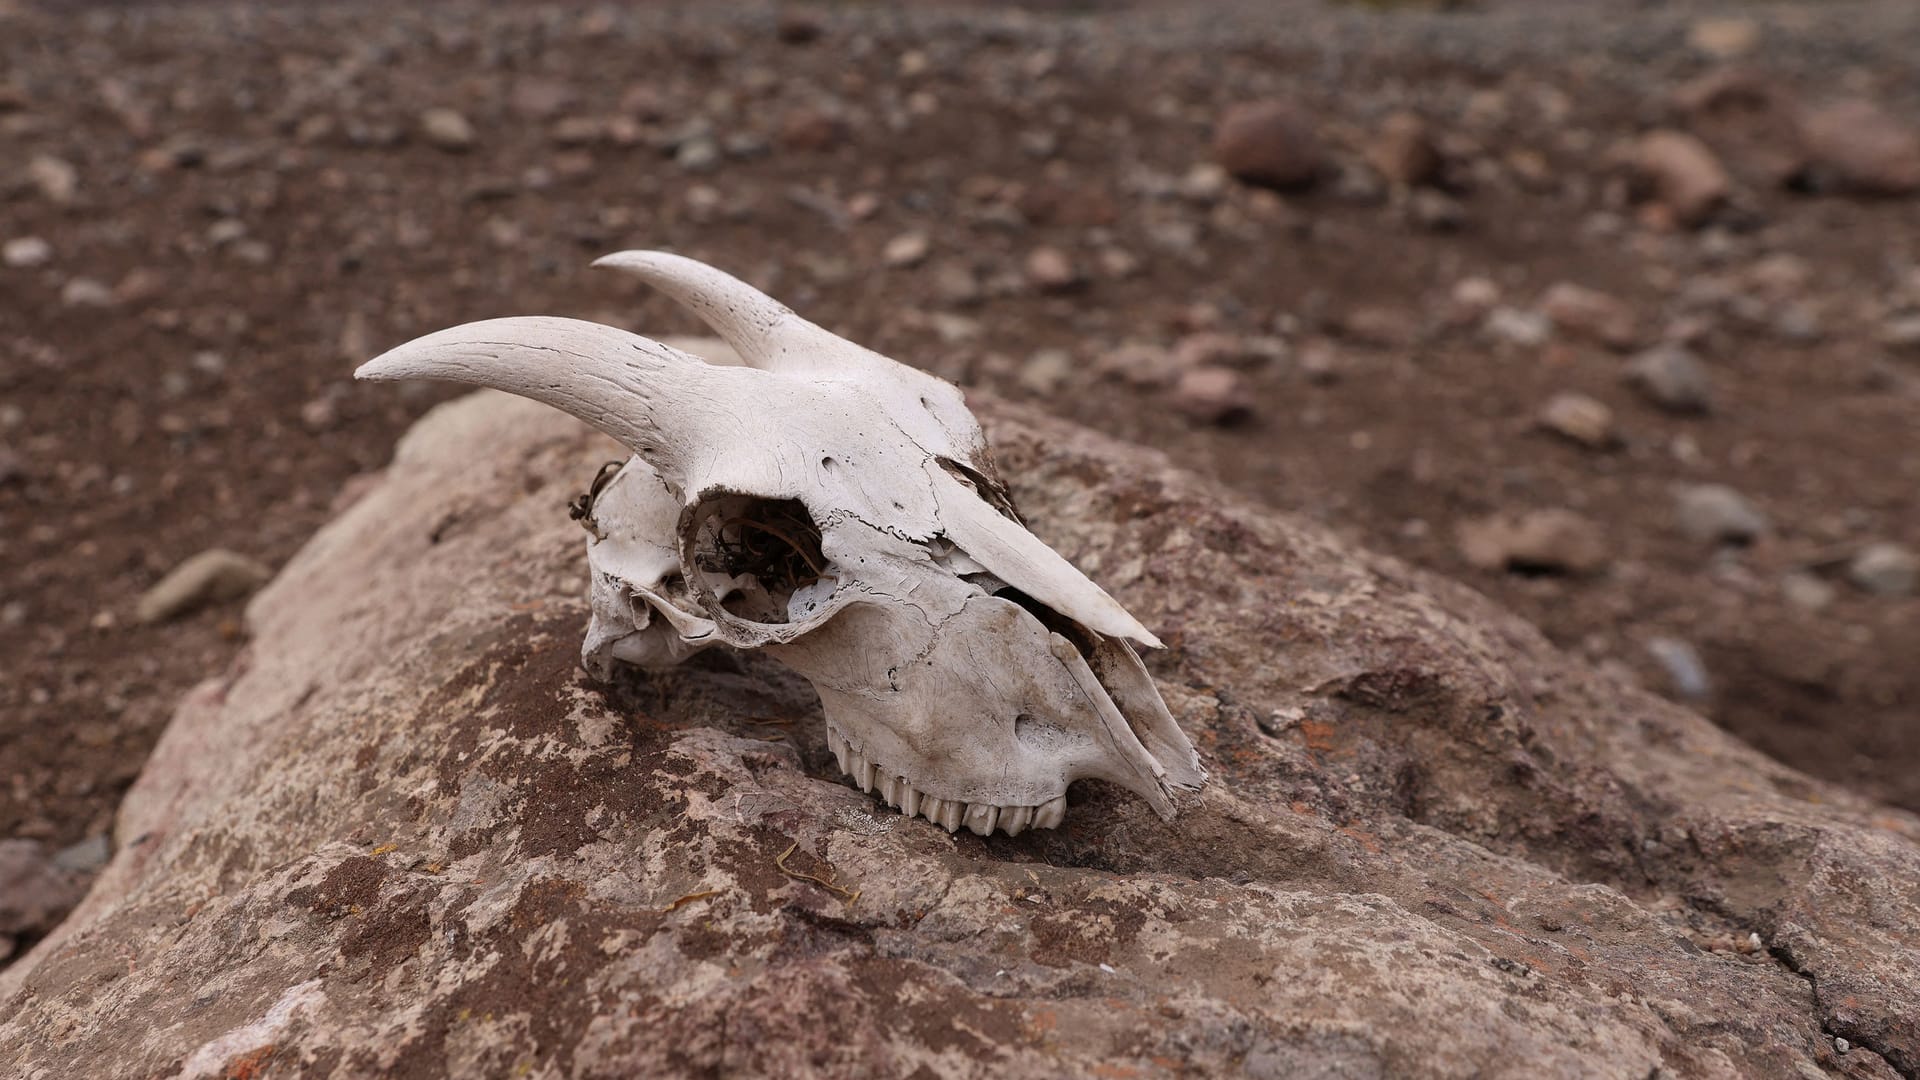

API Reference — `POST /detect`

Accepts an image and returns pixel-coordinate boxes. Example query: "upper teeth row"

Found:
[825,724,1066,836]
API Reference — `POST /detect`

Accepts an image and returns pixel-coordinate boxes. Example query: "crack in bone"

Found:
[355,251,1205,831]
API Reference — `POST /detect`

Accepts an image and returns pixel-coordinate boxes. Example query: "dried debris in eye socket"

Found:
[568,460,627,532]
[691,496,830,624]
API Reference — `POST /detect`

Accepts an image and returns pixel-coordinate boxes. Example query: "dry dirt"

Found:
[2,0,1918,966]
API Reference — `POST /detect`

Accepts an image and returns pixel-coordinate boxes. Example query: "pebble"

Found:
[0,839,90,938]
[1674,484,1768,545]
[1485,306,1552,348]
[1457,509,1607,575]
[1095,342,1181,388]
[1797,99,1920,195]
[418,107,476,151]
[1688,17,1760,60]
[1213,99,1325,190]
[1646,636,1712,700]
[1019,348,1074,396]
[60,278,114,307]
[675,135,720,172]
[1542,283,1641,351]
[1881,314,1920,353]
[1848,542,1916,596]
[52,833,110,873]
[136,548,273,624]
[3,235,51,268]
[1537,392,1617,448]
[883,231,930,269]
[1171,366,1253,424]
[1626,344,1713,413]
[779,108,847,152]
[27,153,77,204]
[1630,130,1730,228]
[1366,110,1441,188]
[1408,189,1468,231]
[1024,246,1081,293]
[931,262,981,307]
[1780,572,1836,613]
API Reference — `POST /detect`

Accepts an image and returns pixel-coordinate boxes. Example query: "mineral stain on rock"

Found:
[4,393,1918,1078]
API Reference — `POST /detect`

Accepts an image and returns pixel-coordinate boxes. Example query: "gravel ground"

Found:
[2,0,1918,963]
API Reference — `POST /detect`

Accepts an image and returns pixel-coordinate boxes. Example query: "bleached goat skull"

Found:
[356,251,1204,835]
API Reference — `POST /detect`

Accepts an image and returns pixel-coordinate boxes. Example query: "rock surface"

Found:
[4,390,1919,1078]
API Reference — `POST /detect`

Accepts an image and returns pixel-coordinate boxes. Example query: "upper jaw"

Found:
[823,720,1068,836]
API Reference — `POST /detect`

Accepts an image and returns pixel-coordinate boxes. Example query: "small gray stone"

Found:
[0,840,88,938]
[1484,307,1551,348]
[675,135,721,173]
[1675,484,1767,545]
[52,834,110,873]
[136,548,273,623]
[1848,542,1917,596]
[1627,345,1712,413]
[1646,637,1711,701]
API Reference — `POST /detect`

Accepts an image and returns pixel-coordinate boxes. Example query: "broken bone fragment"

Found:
[355,251,1204,834]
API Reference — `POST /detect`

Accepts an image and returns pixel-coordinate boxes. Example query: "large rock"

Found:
[4,387,1918,1078]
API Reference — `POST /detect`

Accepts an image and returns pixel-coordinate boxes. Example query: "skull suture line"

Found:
[356,251,1205,835]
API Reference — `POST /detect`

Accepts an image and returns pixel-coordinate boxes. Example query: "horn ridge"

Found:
[354,315,732,485]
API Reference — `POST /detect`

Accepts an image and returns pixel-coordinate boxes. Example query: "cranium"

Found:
[355,251,1204,835]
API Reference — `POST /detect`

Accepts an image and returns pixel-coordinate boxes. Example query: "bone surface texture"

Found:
[355,252,1205,833]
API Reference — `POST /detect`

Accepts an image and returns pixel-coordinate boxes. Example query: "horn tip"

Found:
[591,250,659,271]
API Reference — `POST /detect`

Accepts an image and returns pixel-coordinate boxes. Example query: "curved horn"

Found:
[591,250,856,373]
[595,250,997,474]
[354,316,743,488]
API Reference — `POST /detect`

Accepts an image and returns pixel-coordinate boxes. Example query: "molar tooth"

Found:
[1033,795,1067,830]
[849,751,874,791]
[828,730,850,775]
[964,803,998,836]
[920,797,946,825]
[937,800,964,833]
[880,775,901,807]
[899,785,922,818]
[999,805,1033,836]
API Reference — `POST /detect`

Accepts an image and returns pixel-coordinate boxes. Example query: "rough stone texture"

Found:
[4,390,1918,1079]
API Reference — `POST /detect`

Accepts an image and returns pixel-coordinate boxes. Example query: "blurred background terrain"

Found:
[1,0,1917,964]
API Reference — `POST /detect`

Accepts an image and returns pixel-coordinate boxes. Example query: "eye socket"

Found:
[685,494,830,626]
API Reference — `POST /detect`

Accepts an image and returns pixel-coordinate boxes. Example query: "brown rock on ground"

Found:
[1797,99,1920,195]
[1541,282,1642,351]
[1630,129,1732,227]
[4,390,1916,1077]
[1366,110,1442,188]
[1212,99,1326,190]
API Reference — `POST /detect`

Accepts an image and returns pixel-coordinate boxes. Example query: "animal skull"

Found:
[355,251,1204,835]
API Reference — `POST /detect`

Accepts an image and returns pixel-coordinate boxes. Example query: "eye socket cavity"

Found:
[683,493,835,627]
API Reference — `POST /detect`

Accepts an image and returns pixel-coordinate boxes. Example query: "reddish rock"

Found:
[1458,508,1608,575]
[5,390,1920,1077]
[1212,100,1326,190]
[1022,245,1081,293]
[778,107,847,152]
[1170,365,1252,424]
[1365,110,1441,187]
[1796,99,1920,195]
[1541,282,1641,351]
[1630,129,1732,226]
